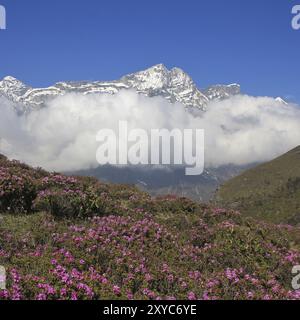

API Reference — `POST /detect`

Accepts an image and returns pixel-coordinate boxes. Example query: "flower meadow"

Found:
[0,154,300,300]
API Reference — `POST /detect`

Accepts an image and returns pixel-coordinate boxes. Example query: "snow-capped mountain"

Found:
[0,64,240,111]
[275,97,288,105]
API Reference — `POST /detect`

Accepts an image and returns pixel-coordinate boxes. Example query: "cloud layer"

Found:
[0,91,300,172]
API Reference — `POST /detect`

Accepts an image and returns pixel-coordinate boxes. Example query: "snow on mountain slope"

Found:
[203,83,241,101]
[275,97,288,105]
[120,64,211,109]
[0,76,30,102]
[0,64,240,112]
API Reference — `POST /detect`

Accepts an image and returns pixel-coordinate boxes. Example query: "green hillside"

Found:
[216,146,300,224]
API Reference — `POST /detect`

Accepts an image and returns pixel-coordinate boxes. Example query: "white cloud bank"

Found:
[0,91,300,172]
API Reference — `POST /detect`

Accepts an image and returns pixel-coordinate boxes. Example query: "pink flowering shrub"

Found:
[0,154,300,300]
[0,156,43,213]
[0,208,299,300]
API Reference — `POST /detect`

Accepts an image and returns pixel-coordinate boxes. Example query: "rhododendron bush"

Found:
[0,154,300,300]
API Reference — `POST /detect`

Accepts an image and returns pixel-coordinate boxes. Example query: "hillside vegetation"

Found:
[0,154,300,300]
[216,146,300,225]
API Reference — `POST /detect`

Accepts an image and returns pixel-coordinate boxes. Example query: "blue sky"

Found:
[0,0,299,102]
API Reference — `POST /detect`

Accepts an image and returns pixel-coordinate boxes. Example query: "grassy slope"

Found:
[0,154,300,300]
[216,146,300,224]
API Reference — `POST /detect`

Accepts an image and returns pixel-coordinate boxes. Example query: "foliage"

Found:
[0,155,300,300]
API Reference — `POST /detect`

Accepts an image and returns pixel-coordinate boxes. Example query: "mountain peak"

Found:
[147,63,168,72]
[1,76,29,90]
[275,97,288,105]
[0,76,30,103]
[123,64,193,87]
[2,76,22,83]
[146,64,190,79]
